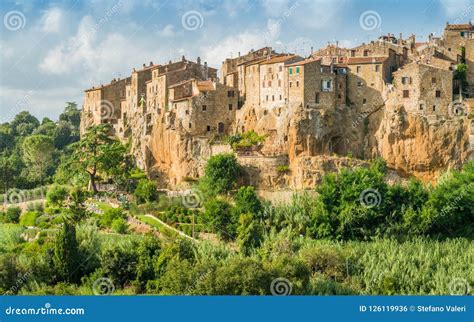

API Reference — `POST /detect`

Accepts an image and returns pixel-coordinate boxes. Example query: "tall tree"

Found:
[53,221,80,283]
[22,134,55,184]
[70,124,127,192]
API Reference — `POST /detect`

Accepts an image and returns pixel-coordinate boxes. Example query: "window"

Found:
[272,95,275,101]
[363,99,367,104]
[279,95,282,100]
[432,77,437,84]
[268,67,272,73]
[262,81,265,88]
[189,123,192,128]
[202,105,207,111]
[279,66,283,72]
[357,81,363,87]
[419,104,424,110]
[363,50,369,57]
[289,82,292,87]
[315,92,320,103]
[228,104,233,110]
[227,90,234,97]
[435,90,441,98]
[401,77,410,85]
[296,67,300,74]
[321,80,332,91]
[266,95,269,101]
[403,90,409,98]
[375,64,380,72]
[432,105,436,111]
[356,66,361,74]
[351,50,356,57]
[268,81,272,87]
[207,125,211,132]
[289,67,293,75]
[278,79,281,87]
[296,81,299,87]
[185,110,189,115]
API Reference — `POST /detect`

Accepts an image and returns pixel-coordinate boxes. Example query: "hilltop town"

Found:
[80,22,474,190]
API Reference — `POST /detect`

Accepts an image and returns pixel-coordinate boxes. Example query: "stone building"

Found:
[168,79,237,136]
[286,58,347,111]
[390,62,453,117]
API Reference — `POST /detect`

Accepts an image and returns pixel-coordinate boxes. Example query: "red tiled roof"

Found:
[197,81,215,91]
[286,58,321,67]
[346,56,388,64]
[259,54,298,65]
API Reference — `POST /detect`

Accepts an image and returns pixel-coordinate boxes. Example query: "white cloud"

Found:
[159,24,176,37]
[439,0,473,18]
[41,7,63,33]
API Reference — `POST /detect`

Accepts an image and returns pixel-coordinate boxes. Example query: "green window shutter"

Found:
[289,68,292,75]
[296,67,300,74]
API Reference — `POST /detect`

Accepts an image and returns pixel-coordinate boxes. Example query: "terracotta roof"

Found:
[197,81,215,91]
[286,58,321,67]
[414,42,427,48]
[238,57,268,66]
[84,77,131,92]
[259,54,299,65]
[446,23,473,31]
[346,56,388,65]
[168,79,193,89]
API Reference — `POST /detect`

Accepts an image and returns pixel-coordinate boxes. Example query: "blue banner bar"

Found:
[1,296,472,322]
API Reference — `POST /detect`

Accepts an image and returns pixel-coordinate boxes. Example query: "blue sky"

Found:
[1,0,473,122]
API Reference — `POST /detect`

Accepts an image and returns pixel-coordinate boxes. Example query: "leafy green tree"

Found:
[46,185,70,208]
[101,245,138,288]
[10,111,40,137]
[111,218,128,234]
[69,125,127,192]
[59,102,81,130]
[53,222,80,283]
[22,134,55,184]
[200,153,240,196]
[203,198,235,241]
[233,186,262,218]
[135,235,161,292]
[422,161,474,238]
[100,208,126,227]
[237,213,263,255]
[133,179,159,204]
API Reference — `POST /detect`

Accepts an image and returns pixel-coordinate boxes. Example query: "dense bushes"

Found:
[199,153,240,196]
[134,179,159,204]
[1,207,22,223]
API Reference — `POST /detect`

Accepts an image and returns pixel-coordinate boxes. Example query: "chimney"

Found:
[399,33,402,43]
[149,61,153,66]
[142,63,146,68]
[197,56,201,65]
[238,52,241,57]
[169,60,172,64]
[182,55,186,62]
[133,68,136,72]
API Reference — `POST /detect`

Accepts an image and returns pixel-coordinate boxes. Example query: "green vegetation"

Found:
[226,130,266,150]
[199,153,240,196]
[0,109,472,296]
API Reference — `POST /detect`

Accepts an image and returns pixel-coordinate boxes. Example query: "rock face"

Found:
[374,106,471,181]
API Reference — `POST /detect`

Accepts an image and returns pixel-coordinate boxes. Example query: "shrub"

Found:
[227,131,266,150]
[26,201,44,212]
[4,207,21,223]
[199,153,240,196]
[203,198,235,241]
[134,179,159,204]
[46,185,69,207]
[233,186,262,218]
[276,165,290,173]
[19,211,39,227]
[100,208,126,228]
[111,218,128,234]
